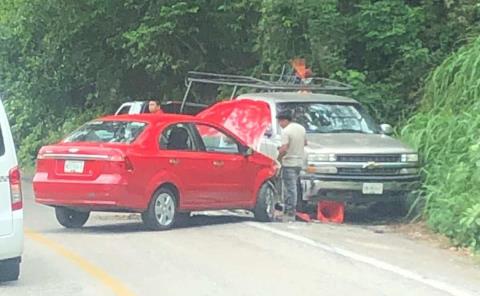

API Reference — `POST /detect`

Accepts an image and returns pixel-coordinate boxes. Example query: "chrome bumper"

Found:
[300,174,421,201]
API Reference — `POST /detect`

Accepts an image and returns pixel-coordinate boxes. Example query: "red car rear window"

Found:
[63,120,147,144]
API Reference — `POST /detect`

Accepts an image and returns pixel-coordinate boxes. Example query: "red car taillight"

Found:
[109,155,134,172]
[9,166,22,211]
[36,158,46,171]
[36,151,47,171]
[124,157,134,172]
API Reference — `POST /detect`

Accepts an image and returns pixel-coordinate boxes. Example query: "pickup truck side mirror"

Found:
[264,127,273,138]
[380,124,393,135]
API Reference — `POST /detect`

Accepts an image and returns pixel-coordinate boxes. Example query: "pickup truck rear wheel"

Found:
[254,182,277,222]
[0,259,20,282]
[55,207,90,228]
[142,188,179,230]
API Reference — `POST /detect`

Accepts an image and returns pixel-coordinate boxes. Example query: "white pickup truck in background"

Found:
[115,100,208,116]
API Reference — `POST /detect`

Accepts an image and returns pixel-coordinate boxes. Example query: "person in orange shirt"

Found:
[148,100,164,113]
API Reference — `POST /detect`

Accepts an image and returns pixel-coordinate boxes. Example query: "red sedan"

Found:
[33,113,278,230]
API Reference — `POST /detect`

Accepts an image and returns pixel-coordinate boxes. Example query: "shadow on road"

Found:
[39,202,412,235]
[298,202,409,226]
[42,212,253,235]
[344,204,406,225]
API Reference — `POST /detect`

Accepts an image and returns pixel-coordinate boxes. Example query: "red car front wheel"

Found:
[254,182,277,222]
[142,188,182,231]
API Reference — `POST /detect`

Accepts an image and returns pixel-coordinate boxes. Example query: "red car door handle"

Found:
[169,158,180,165]
[213,160,224,167]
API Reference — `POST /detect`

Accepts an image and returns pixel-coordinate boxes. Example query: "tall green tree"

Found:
[0,0,478,166]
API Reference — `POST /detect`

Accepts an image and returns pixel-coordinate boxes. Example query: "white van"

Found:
[0,98,23,282]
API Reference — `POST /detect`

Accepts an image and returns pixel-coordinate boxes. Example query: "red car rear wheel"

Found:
[55,207,90,228]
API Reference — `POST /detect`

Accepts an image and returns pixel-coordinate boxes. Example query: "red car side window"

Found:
[159,124,196,151]
[195,124,240,154]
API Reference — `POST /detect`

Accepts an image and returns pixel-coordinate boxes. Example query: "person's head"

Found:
[148,100,162,113]
[276,110,293,128]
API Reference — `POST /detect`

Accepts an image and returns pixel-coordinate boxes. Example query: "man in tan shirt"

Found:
[277,110,307,221]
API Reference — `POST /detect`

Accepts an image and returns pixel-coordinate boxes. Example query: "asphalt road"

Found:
[1,181,479,296]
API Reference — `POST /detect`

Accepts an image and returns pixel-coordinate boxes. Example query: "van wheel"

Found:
[55,207,90,228]
[254,182,277,222]
[0,259,20,282]
[142,188,179,231]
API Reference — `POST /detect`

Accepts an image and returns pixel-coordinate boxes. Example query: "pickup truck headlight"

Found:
[306,166,338,174]
[401,153,419,162]
[400,168,419,175]
[308,153,336,162]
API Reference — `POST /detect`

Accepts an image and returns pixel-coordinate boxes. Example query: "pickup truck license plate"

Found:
[64,160,85,173]
[362,183,383,194]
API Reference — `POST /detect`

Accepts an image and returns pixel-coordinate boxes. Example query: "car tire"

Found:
[296,180,309,213]
[0,259,20,282]
[175,212,191,227]
[55,207,90,228]
[142,188,179,231]
[254,181,277,222]
[390,199,409,217]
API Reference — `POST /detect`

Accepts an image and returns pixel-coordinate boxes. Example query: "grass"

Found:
[401,35,480,251]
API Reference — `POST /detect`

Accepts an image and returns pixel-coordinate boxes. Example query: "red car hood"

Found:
[197,99,271,148]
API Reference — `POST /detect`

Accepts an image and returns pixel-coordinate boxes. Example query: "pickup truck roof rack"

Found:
[180,71,352,112]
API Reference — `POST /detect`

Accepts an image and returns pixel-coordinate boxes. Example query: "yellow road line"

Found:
[25,228,136,296]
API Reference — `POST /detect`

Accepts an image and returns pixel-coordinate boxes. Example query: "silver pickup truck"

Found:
[236,92,421,208]
[182,72,421,211]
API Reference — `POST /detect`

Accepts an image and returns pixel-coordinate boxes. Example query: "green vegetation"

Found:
[402,35,480,250]
[0,0,479,248]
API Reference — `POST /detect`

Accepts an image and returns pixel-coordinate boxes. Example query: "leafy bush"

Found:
[401,35,480,250]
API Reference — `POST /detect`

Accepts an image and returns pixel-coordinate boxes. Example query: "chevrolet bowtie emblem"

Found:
[363,161,379,169]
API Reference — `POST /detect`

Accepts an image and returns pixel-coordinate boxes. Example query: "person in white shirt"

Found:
[276,110,307,221]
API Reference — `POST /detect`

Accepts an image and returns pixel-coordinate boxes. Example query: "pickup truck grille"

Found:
[336,154,401,163]
[338,167,400,176]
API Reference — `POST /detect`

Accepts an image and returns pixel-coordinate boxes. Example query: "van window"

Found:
[64,121,147,144]
[0,127,5,156]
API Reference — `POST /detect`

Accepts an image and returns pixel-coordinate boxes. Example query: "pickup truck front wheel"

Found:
[371,199,408,218]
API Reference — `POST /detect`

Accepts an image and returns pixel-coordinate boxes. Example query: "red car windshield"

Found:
[63,120,147,144]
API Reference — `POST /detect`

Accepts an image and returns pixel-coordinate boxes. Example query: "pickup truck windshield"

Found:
[64,121,147,143]
[277,102,380,134]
